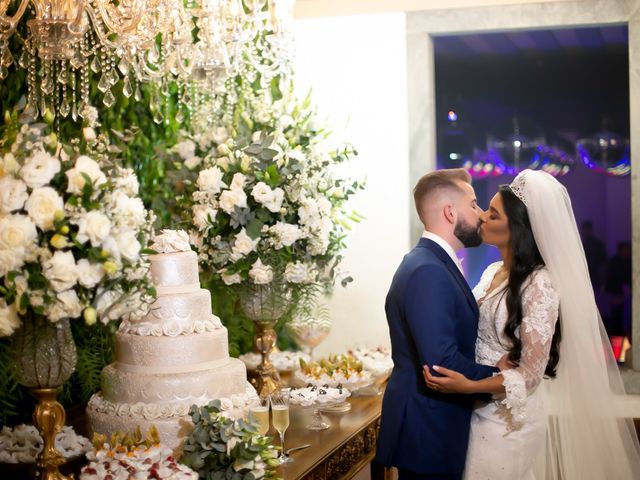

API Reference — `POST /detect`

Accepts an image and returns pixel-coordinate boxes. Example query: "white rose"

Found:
[175,140,196,160]
[0,177,28,213]
[0,248,25,276]
[114,168,139,195]
[184,156,202,170]
[284,262,316,284]
[251,182,273,204]
[0,300,20,337]
[43,251,77,292]
[94,288,122,322]
[230,228,258,262]
[193,204,218,230]
[25,187,64,231]
[262,187,284,213]
[153,229,191,253]
[197,167,225,193]
[269,222,302,249]
[230,173,246,191]
[0,214,37,249]
[116,231,141,263]
[248,258,273,285]
[47,290,83,322]
[112,191,146,228]
[212,127,229,144]
[76,259,105,288]
[65,155,106,195]
[101,236,121,263]
[20,150,61,188]
[219,189,247,214]
[298,198,320,225]
[220,269,242,285]
[308,233,330,256]
[76,211,111,246]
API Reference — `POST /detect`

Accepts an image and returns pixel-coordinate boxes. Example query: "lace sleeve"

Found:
[500,268,560,426]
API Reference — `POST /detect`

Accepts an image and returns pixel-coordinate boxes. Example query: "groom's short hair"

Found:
[413,168,471,225]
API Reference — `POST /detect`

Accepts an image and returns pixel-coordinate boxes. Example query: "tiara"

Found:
[508,172,528,206]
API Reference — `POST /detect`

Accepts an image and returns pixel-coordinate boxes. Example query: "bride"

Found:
[423,169,640,479]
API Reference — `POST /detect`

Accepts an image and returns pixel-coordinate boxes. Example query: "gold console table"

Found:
[279,395,390,480]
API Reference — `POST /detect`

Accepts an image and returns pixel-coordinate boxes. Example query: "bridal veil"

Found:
[508,169,640,479]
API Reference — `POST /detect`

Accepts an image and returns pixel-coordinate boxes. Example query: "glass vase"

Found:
[11,313,77,480]
[239,282,290,398]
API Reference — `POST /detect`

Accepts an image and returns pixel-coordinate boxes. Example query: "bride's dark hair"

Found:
[499,185,561,377]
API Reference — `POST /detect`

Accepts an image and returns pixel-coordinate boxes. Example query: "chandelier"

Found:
[0,0,296,123]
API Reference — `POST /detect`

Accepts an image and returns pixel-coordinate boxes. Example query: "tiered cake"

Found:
[87,230,256,452]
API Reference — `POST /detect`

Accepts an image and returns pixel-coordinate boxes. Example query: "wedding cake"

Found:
[87,230,257,452]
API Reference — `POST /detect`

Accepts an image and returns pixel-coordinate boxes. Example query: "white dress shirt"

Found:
[422,231,464,275]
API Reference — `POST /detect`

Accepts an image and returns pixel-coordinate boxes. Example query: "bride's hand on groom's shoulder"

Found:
[497,354,516,371]
[422,365,473,394]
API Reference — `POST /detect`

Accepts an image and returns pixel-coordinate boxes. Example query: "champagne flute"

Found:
[249,396,270,436]
[270,388,292,464]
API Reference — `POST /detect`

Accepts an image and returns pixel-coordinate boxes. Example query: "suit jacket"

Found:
[375,238,497,475]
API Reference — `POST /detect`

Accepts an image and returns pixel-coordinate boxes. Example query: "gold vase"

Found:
[12,314,76,480]
[239,282,291,398]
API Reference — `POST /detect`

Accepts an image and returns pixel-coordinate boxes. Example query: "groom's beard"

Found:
[454,218,482,248]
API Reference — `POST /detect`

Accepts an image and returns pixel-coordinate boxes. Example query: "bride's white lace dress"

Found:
[463,261,559,480]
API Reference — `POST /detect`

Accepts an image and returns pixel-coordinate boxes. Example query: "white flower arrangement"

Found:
[182,106,362,294]
[0,121,156,336]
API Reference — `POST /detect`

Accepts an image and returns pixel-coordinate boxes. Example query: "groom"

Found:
[376,169,498,480]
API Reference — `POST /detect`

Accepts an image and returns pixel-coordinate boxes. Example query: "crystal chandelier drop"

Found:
[0,0,193,121]
[0,0,296,123]
[173,0,297,127]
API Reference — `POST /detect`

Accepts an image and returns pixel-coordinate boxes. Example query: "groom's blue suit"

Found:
[376,238,497,478]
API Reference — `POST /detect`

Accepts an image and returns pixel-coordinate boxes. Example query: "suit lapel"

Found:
[418,238,479,317]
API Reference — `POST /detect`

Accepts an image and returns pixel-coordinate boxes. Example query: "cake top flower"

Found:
[152,230,191,254]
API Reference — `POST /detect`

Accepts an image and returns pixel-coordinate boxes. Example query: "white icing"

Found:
[150,251,200,290]
[152,229,192,253]
[101,359,247,403]
[132,289,222,334]
[120,318,222,337]
[115,329,229,369]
